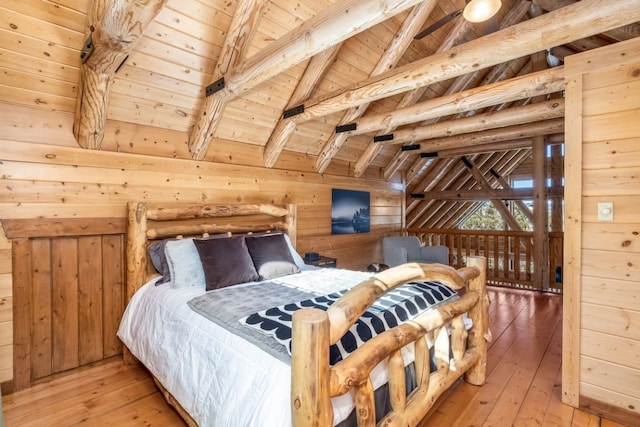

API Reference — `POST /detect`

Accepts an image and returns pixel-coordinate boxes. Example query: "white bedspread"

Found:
[118,268,381,427]
[118,267,463,426]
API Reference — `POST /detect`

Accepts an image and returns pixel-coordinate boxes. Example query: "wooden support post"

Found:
[549,142,564,231]
[291,308,332,427]
[124,202,147,364]
[465,256,489,385]
[532,136,549,291]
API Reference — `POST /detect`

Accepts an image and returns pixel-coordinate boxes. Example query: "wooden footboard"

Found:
[291,257,489,427]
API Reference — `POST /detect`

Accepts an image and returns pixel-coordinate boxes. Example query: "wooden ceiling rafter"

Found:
[335,66,564,139]
[411,118,565,155]
[421,149,529,229]
[409,151,495,219]
[531,0,640,41]
[407,151,499,228]
[406,157,460,212]
[262,43,343,168]
[273,0,640,156]
[385,63,561,184]
[356,0,531,179]
[375,99,564,148]
[434,138,533,158]
[395,53,534,184]
[420,147,526,228]
[313,0,442,174]
[437,148,529,228]
[188,0,267,161]
[73,0,169,149]
[395,68,494,184]
[206,0,425,102]
[352,12,474,178]
[491,168,535,223]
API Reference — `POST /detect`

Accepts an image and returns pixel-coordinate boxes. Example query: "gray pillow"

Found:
[148,239,173,284]
[246,233,300,280]
[194,236,259,291]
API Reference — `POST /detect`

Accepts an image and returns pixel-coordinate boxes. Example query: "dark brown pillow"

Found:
[245,233,300,280]
[193,236,259,291]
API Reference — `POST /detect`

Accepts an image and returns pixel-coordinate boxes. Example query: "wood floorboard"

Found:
[0,287,625,426]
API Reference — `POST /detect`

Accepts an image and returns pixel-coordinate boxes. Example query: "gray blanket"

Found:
[187,281,314,364]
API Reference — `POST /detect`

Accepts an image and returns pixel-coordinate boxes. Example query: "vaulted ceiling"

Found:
[2,0,640,228]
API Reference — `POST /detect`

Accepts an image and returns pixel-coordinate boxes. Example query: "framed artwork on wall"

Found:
[331,188,370,234]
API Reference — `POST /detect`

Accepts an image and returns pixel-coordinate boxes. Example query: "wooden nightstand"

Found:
[305,255,337,268]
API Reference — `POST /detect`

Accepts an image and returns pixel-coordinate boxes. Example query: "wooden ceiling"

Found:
[2,0,640,228]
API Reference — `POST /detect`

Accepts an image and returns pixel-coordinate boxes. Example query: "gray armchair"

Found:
[382,236,449,267]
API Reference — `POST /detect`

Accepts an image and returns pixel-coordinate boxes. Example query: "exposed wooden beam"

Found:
[397,55,533,184]
[408,152,502,228]
[412,119,565,155]
[73,0,168,149]
[408,152,495,225]
[262,44,343,168]
[355,70,482,178]
[313,0,443,173]
[285,0,640,125]
[341,67,565,138]
[361,0,533,179]
[489,168,534,223]
[532,0,640,41]
[435,149,532,229]
[406,157,458,216]
[375,99,564,147]
[416,186,563,201]
[210,0,424,101]
[429,139,533,159]
[461,157,522,231]
[380,70,485,183]
[188,0,266,160]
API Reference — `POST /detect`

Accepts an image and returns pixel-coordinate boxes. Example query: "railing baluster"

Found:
[407,228,562,292]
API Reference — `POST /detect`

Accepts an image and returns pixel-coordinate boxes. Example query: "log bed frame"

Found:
[125,202,490,427]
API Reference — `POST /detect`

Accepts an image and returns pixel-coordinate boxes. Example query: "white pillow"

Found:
[164,238,205,288]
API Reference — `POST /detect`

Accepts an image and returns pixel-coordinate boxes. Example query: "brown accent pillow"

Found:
[245,233,300,280]
[193,236,259,291]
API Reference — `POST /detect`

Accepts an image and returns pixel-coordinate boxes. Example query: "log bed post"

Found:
[124,202,148,364]
[291,308,332,426]
[464,255,490,385]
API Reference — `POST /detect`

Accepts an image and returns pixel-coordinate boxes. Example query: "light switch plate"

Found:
[598,202,613,221]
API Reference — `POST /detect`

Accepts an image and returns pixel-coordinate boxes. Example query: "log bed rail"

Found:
[292,259,489,427]
[125,202,489,427]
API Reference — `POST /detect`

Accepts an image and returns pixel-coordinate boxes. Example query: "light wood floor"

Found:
[1,287,627,426]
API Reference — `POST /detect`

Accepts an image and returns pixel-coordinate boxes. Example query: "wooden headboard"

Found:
[125,202,297,302]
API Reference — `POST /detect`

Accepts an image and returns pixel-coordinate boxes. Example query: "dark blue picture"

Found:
[331,189,370,234]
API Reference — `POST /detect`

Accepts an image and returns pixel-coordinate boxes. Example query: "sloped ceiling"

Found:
[2,0,639,228]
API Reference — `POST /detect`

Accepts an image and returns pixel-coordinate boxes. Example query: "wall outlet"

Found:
[598,202,613,221]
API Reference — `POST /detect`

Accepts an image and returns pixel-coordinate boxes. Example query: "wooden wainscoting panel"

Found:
[11,238,32,391]
[31,238,53,380]
[52,238,79,374]
[11,230,126,390]
[102,234,125,358]
[78,236,104,366]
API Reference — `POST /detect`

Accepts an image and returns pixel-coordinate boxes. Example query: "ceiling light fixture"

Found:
[463,0,502,23]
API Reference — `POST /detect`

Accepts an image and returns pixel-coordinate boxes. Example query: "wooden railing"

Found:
[407,228,563,293]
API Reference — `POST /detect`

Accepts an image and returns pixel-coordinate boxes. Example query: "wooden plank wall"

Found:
[0,104,403,387]
[563,37,640,426]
